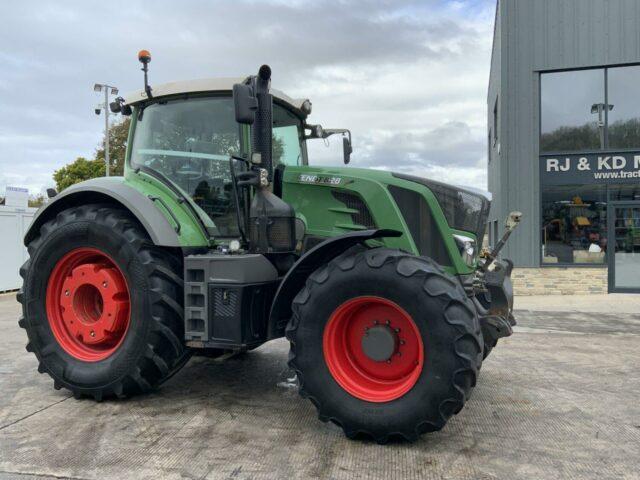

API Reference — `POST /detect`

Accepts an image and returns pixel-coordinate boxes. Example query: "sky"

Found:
[0,0,495,197]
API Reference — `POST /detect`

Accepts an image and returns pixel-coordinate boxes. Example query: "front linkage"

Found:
[469,211,522,357]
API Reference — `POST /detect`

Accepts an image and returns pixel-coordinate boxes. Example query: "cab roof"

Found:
[123,77,309,117]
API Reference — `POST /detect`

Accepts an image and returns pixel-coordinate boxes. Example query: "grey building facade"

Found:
[488,0,640,293]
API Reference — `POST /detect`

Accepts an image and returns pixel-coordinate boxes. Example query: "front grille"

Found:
[389,186,451,266]
[392,172,490,240]
[331,190,377,228]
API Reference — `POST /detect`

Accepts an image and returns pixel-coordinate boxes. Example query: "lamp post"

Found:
[94,83,119,176]
[591,102,614,149]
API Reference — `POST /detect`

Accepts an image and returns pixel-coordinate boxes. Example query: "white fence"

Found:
[0,206,37,292]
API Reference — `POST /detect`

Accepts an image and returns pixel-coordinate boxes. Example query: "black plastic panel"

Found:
[388,186,451,266]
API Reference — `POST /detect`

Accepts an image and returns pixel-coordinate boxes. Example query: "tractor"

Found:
[18,51,521,442]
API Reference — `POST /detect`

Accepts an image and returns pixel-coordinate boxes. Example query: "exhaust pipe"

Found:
[250,65,273,181]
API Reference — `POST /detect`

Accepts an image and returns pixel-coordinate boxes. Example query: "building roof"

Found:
[122,77,308,114]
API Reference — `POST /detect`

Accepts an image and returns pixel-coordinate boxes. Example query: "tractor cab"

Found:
[118,74,350,244]
[121,80,306,239]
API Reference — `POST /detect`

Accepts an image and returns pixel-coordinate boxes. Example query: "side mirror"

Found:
[343,136,352,164]
[233,83,257,125]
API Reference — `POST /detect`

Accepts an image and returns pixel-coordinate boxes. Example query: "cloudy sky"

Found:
[0,0,495,197]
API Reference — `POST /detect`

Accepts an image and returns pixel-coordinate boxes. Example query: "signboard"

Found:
[4,186,29,208]
[540,152,640,185]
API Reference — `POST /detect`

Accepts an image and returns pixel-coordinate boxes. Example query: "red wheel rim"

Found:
[46,248,131,362]
[323,296,424,402]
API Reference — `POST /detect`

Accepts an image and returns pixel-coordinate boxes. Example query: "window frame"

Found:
[539,63,640,156]
[272,99,308,167]
[537,63,640,267]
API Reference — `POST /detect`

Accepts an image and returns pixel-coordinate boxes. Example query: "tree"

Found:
[28,195,45,208]
[53,157,105,191]
[95,117,131,176]
[53,117,130,191]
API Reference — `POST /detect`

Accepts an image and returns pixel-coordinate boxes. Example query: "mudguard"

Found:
[267,229,402,339]
[24,177,181,247]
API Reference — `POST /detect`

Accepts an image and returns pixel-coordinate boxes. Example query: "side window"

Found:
[272,105,303,166]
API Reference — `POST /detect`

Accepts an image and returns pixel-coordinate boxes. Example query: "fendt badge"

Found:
[298,174,342,185]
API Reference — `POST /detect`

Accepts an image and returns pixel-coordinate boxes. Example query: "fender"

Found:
[24,177,181,247]
[267,229,402,339]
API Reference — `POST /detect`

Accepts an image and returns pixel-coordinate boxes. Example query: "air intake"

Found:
[331,190,376,228]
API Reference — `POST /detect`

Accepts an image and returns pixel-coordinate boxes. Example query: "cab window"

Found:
[273,104,304,166]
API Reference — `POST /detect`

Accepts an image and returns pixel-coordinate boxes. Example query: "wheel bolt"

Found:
[394,328,401,333]
[102,281,108,288]
[397,352,402,357]
[374,320,378,325]
[386,359,391,364]
[90,331,95,337]
[64,290,70,297]
[400,340,406,345]
[386,319,391,325]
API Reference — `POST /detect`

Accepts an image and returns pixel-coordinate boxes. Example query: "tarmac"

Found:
[1,292,639,480]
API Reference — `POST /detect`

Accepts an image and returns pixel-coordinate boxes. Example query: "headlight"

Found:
[453,234,476,266]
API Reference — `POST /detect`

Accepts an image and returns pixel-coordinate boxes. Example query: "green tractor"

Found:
[18,52,521,442]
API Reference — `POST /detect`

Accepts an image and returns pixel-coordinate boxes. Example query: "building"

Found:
[488,0,640,294]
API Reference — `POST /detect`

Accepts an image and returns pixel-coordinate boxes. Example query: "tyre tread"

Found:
[286,248,482,443]
[18,204,190,400]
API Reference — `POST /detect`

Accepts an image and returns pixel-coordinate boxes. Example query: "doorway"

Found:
[608,202,640,292]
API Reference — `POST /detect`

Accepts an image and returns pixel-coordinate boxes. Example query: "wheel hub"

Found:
[46,248,131,362]
[323,296,424,402]
[59,263,129,345]
[361,325,398,362]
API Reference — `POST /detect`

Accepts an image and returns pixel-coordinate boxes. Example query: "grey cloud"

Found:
[0,0,494,193]
[354,121,486,170]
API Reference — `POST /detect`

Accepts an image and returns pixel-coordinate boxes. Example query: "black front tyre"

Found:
[18,204,190,400]
[286,248,483,443]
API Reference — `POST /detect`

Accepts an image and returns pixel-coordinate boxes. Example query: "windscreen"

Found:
[130,96,241,236]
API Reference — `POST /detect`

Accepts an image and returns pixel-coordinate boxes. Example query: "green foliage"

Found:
[540,123,600,152]
[54,118,130,191]
[28,195,45,208]
[53,157,105,191]
[541,118,640,152]
[608,118,640,148]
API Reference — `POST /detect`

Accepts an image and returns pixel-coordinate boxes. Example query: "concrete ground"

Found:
[1,292,639,480]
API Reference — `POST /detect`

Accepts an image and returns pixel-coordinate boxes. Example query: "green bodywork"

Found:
[116,100,478,276]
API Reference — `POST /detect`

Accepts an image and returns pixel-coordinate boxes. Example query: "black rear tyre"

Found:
[18,204,190,400]
[286,248,483,443]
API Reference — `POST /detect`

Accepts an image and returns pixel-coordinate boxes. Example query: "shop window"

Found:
[607,65,640,149]
[540,69,605,152]
[609,184,640,202]
[541,185,607,264]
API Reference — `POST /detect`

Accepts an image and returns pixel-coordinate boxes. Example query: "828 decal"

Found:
[298,174,342,185]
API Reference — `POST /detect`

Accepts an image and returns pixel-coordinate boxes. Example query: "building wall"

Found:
[487,1,502,240]
[512,267,608,296]
[488,0,640,267]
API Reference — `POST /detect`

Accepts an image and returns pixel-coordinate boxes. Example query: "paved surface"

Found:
[1,292,639,480]
[515,293,640,314]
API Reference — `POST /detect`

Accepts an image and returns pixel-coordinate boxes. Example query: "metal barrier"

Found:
[0,206,37,292]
